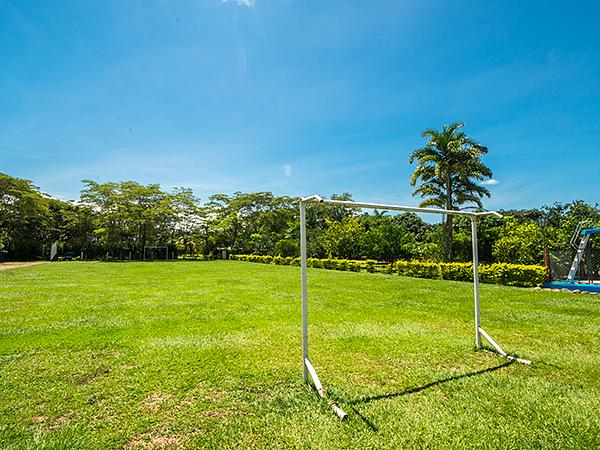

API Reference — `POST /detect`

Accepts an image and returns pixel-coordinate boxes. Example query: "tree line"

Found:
[2,122,598,264]
[1,171,598,264]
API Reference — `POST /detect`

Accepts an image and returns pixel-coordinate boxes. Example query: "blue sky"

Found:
[1,0,599,211]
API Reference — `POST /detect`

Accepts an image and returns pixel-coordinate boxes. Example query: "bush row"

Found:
[231,254,547,287]
[230,254,378,272]
[385,260,547,287]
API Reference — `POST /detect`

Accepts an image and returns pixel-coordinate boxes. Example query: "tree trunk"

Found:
[445,215,453,261]
[445,173,454,261]
[140,224,147,259]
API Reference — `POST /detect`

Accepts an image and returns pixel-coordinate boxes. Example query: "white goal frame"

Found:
[143,246,170,261]
[299,195,531,419]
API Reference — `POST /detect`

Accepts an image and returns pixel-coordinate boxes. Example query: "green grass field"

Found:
[1,261,599,449]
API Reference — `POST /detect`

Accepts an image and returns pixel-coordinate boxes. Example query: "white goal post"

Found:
[299,195,531,419]
[143,246,170,261]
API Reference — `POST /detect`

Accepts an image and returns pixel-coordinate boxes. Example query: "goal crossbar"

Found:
[299,195,530,418]
[301,194,503,218]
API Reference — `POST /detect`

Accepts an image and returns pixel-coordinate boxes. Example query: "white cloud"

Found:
[283,164,292,177]
[222,0,254,7]
[481,179,499,186]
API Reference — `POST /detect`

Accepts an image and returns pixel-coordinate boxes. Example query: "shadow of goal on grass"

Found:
[331,360,514,432]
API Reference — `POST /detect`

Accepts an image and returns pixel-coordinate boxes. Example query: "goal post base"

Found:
[478,327,532,365]
[304,357,347,420]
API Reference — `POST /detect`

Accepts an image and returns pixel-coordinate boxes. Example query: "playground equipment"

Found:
[546,221,600,293]
[299,195,532,419]
[567,222,600,281]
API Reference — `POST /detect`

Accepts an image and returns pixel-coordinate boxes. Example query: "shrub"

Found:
[230,254,548,287]
[439,262,473,282]
[400,261,441,279]
[348,260,362,272]
[273,255,294,265]
[322,258,337,270]
[363,260,377,273]
[480,263,547,287]
[307,258,323,269]
[387,259,546,287]
[382,263,394,274]
[336,260,350,271]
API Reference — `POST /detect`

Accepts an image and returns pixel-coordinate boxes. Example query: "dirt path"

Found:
[0,261,48,271]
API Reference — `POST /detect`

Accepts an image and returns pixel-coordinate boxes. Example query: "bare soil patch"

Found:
[0,261,47,271]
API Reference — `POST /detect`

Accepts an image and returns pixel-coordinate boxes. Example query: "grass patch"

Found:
[1,261,599,448]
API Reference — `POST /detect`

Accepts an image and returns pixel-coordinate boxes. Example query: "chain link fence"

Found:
[548,247,600,283]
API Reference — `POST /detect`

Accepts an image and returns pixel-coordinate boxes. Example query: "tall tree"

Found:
[201,192,297,255]
[409,122,492,260]
[0,172,50,259]
[80,180,199,257]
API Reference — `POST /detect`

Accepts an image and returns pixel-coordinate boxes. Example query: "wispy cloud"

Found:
[283,164,292,177]
[222,0,254,8]
[482,179,499,186]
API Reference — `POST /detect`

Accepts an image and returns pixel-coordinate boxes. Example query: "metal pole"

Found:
[305,357,347,419]
[471,217,481,348]
[541,220,549,269]
[300,201,308,382]
[306,197,502,218]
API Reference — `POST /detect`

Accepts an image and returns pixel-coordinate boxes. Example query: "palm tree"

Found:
[409,122,492,261]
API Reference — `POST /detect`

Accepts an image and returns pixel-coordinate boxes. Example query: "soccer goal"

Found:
[143,246,170,261]
[299,195,531,419]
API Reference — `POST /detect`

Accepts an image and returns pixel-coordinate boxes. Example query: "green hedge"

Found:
[231,254,373,272]
[230,255,548,287]
[384,260,547,287]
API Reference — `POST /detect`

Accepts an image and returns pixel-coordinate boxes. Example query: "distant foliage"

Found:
[1,170,599,265]
[322,218,364,260]
[80,180,199,259]
[0,173,49,258]
[361,219,416,261]
[492,219,544,265]
[0,172,96,260]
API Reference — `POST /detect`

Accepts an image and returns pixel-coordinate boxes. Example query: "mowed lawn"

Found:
[0,262,599,449]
